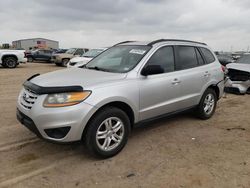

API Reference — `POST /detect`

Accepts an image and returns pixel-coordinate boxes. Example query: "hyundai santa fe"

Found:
[17,39,225,158]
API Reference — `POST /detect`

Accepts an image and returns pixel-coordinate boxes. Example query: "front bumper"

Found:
[17,92,97,142]
[225,78,250,94]
[51,57,62,64]
[17,109,42,138]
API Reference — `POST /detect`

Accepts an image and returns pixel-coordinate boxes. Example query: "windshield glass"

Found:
[86,45,151,73]
[236,55,250,64]
[82,49,105,58]
[66,48,76,54]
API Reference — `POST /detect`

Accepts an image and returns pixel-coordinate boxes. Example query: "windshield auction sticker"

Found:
[129,49,146,55]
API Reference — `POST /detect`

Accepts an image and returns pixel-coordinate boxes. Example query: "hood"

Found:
[70,56,92,63]
[30,68,127,88]
[226,63,250,73]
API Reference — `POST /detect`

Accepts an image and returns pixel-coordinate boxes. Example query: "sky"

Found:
[0,0,250,51]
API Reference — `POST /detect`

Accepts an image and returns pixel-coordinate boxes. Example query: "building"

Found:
[12,38,59,50]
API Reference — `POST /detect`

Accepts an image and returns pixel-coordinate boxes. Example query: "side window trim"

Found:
[174,45,199,71]
[195,47,206,65]
[199,47,216,64]
[141,45,176,75]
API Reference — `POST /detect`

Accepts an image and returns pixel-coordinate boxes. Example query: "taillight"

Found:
[221,65,226,72]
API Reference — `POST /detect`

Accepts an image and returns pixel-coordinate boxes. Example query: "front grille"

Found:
[20,88,38,110]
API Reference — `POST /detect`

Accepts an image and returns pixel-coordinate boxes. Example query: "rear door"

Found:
[173,46,205,108]
[35,50,45,60]
[139,46,182,120]
[44,50,52,61]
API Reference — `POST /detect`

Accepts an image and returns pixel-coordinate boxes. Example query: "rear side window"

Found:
[146,46,175,73]
[200,48,215,64]
[176,46,198,70]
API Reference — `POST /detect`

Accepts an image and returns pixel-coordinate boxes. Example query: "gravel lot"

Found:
[0,63,250,188]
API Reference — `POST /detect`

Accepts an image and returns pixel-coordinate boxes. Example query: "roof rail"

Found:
[147,39,207,46]
[113,41,136,46]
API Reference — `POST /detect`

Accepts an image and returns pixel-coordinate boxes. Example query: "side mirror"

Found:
[141,65,164,76]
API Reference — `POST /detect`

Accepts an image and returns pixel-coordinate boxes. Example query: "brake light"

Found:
[221,65,226,72]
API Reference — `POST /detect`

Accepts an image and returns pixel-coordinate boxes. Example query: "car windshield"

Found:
[85,45,151,73]
[66,48,76,54]
[236,55,250,64]
[82,49,105,58]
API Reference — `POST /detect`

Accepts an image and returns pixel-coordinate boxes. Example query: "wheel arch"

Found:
[81,101,135,140]
[207,84,220,100]
[2,54,18,61]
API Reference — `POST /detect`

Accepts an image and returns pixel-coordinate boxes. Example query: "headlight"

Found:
[43,91,91,107]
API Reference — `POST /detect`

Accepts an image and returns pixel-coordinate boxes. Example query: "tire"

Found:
[196,88,217,120]
[55,63,61,66]
[247,88,250,95]
[1,62,7,68]
[3,57,18,68]
[62,59,69,67]
[85,107,131,158]
[27,56,33,62]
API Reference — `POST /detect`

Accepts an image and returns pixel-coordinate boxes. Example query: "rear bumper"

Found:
[19,58,27,63]
[217,79,225,99]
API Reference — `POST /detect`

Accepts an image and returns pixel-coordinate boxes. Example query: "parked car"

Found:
[225,54,250,94]
[26,49,53,62]
[67,48,107,68]
[0,49,27,68]
[53,49,68,54]
[16,39,224,158]
[51,48,89,67]
[217,54,233,66]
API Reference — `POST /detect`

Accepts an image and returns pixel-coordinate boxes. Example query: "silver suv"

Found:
[17,39,224,158]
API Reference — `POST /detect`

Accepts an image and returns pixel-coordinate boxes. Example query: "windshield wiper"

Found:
[86,66,111,72]
[83,55,93,58]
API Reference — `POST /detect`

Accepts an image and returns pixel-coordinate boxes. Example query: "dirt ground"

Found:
[0,63,250,188]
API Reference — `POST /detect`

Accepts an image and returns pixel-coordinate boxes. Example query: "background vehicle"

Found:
[0,49,27,68]
[26,49,53,62]
[53,49,68,54]
[217,54,234,66]
[67,48,107,68]
[17,39,224,158]
[51,48,89,67]
[225,54,250,94]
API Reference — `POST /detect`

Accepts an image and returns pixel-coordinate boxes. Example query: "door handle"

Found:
[204,71,211,77]
[172,78,181,85]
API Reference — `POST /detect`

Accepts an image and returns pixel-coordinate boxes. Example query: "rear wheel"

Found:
[85,107,131,158]
[3,57,18,68]
[196,88,217,119]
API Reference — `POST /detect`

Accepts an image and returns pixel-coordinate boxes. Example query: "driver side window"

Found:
[145,46,175,74]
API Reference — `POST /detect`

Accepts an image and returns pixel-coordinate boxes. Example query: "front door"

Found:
[139,46,181,121]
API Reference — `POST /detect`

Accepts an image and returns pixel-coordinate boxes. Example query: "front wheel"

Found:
[3,57,18,68]
[85,107,131,158]
[62,59,69,67]
[27,56,33,62]
[196,88,217,120]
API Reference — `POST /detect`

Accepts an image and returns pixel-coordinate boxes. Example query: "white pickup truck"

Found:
[0,49,27,68]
